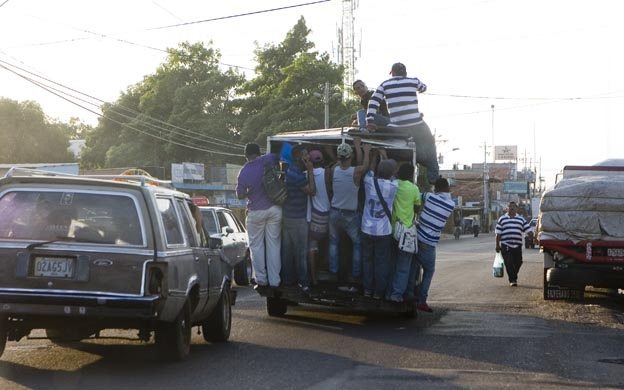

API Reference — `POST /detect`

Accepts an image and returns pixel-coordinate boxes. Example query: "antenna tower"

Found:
[338,0,358,100]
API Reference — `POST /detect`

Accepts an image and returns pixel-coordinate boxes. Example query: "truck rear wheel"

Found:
[267,297,288,317]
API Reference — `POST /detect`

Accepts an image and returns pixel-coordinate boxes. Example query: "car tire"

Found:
[233,253,251,286]
[0,317,6,359]
[266,297,288,317]
[543,269,551,300]
[202,285,232,342]
[155,301,191,361]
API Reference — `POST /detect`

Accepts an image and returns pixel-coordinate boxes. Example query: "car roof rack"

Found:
[3,167,174,189]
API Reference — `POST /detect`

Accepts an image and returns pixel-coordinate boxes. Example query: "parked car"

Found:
[525,218,537,249]
[0,169,234,361]
[197,205,251,286]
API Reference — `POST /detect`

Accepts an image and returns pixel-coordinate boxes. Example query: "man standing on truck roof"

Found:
[282,144,316,292]
[410,177,454,312]
[352,79,389,131]
[326,138,370,290]
[236,143,282,288]
[495,201,532,287]
[366,62,440,185]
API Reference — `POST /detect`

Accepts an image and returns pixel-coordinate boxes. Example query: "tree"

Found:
[240,17,358,143]
[0,98,74,163]
[80,42,246,169]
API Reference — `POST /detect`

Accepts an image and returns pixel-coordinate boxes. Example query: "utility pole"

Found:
[483,141,490,232]
[491,104,495,164]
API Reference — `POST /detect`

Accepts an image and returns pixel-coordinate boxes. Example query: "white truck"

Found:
[255,127,426,317]
[538,160,624,300]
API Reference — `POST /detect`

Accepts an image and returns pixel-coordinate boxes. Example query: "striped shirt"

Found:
[283,165,308,219]
[417,192,455,246]
[495,214,531,248]
[366,76,427,128]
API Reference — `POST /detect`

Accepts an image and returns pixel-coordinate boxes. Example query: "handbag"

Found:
[374,177,418,254]
[492,252,505,278]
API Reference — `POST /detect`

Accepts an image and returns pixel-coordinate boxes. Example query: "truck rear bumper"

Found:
[546,266,624,289]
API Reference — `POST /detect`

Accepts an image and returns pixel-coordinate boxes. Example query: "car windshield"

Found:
[0,190,143,245]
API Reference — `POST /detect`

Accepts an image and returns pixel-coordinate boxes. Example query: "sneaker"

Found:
[388,296,403,303]
[417,303,433,313]
[363,290,373,298]
[372,294,382,300]
[510,282,518,287]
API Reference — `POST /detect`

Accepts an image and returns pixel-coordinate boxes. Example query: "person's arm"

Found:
[495,234,501,253]
[353,143,371,184]
[366,85,385,132]
[354,137,362,165]
[325,163,335,201]
[300,158,316,196]
[235,168,248,200]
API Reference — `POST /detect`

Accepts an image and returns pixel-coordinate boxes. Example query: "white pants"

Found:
[246,205,282,286]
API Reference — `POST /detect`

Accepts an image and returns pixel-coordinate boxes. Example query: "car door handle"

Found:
[194,256,200,262]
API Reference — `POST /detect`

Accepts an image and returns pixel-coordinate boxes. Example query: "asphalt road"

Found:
[1,234,623,389]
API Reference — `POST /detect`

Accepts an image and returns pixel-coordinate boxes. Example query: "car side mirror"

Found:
[208,236,223,249]
[224,227,234,235]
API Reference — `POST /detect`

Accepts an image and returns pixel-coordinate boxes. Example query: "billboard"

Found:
[171,162,205,183]
[494,145,517,161]
[503,181,529,195]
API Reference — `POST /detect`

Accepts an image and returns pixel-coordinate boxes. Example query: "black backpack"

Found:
[262,163,287,205]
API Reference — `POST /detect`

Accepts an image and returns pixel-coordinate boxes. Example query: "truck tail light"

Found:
[147,266,164,295]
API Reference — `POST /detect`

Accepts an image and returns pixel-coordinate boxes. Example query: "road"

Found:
[1,234,623,389]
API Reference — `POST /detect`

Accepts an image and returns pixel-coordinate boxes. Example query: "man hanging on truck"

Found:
[326,138,370,291]
[366,62,440,185]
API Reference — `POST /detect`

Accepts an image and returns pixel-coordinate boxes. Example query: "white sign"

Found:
[171,163,204,182]
[494,145,517,161]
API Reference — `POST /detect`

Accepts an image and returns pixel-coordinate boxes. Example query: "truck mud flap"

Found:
[545,268,584,300]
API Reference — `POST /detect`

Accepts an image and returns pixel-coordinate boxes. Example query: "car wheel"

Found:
[155,301,191,361]
[0,317,6,359]
[543,269,550,300]
[233,253,251,286]
[266,297,288,317]
[202,285,232,342]
[45,328,94,343]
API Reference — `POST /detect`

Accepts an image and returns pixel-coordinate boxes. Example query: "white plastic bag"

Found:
[492,252,505,278]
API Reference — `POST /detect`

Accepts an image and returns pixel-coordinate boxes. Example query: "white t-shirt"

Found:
[307,167,330,222]
[361,170,398,236]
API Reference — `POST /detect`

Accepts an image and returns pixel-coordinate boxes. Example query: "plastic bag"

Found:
[492,252,505,278]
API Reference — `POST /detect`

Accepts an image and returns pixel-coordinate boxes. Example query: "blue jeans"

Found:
[357,109,390,129]
[400,121,439,184]
[388,246,415,301]
[281,217,309,286]
[415,241,436,304]
[362,232,392,297]
[328,208,362,279]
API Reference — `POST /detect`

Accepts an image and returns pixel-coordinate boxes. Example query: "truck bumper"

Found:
[547,266,624,289]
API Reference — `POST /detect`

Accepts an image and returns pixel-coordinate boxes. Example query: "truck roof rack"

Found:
[3,167,174,189]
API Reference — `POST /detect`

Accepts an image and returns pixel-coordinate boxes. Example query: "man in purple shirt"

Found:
[236,143,282,287]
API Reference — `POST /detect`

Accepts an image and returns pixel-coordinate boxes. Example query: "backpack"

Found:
[262,163,287,205]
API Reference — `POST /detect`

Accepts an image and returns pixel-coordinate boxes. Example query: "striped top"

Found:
[495,214,531,248]
[417,192,455,246]
[283,165,308,219]
[366,76,427,128]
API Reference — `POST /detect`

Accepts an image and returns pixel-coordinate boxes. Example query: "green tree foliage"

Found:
[80,42,245,169]
[0,98,74,163]
[240,17,358,143]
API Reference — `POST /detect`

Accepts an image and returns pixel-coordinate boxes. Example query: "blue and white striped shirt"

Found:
[366,76,427,128]
[417,192,455,246]
[495,214,531,248]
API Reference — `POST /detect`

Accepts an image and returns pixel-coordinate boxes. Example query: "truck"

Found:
[255,127,427,318]
[538,160,624,300]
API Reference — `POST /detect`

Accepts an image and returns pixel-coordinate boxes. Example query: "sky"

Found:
[1,0,623,188]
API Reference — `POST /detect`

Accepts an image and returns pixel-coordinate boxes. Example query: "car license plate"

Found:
[33,257,75,278]
[607,248,624,257]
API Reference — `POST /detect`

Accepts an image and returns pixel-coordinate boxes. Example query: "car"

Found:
[197,205,251,286]
[0,169,234,361]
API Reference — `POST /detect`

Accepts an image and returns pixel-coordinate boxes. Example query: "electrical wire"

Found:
[0,61,245,157]
[147,0,331,31]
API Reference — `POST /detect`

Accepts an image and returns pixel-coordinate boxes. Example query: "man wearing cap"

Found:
[361,149,399,299]
[326,137,370,290]
[236,143,282,288]
[352,79,389,131]
[366,62,440,185]
[306,149,330,285]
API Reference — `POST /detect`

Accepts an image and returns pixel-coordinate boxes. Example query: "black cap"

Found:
[244,143,261,157]
[390,62,407,76]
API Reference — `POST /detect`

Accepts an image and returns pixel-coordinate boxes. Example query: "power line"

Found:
[147,0,331,31]
[0,59,246,156]
[0,0,10,9]
[427,92,624,101]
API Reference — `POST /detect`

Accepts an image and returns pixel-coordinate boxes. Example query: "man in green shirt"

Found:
[387,163,422,302]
